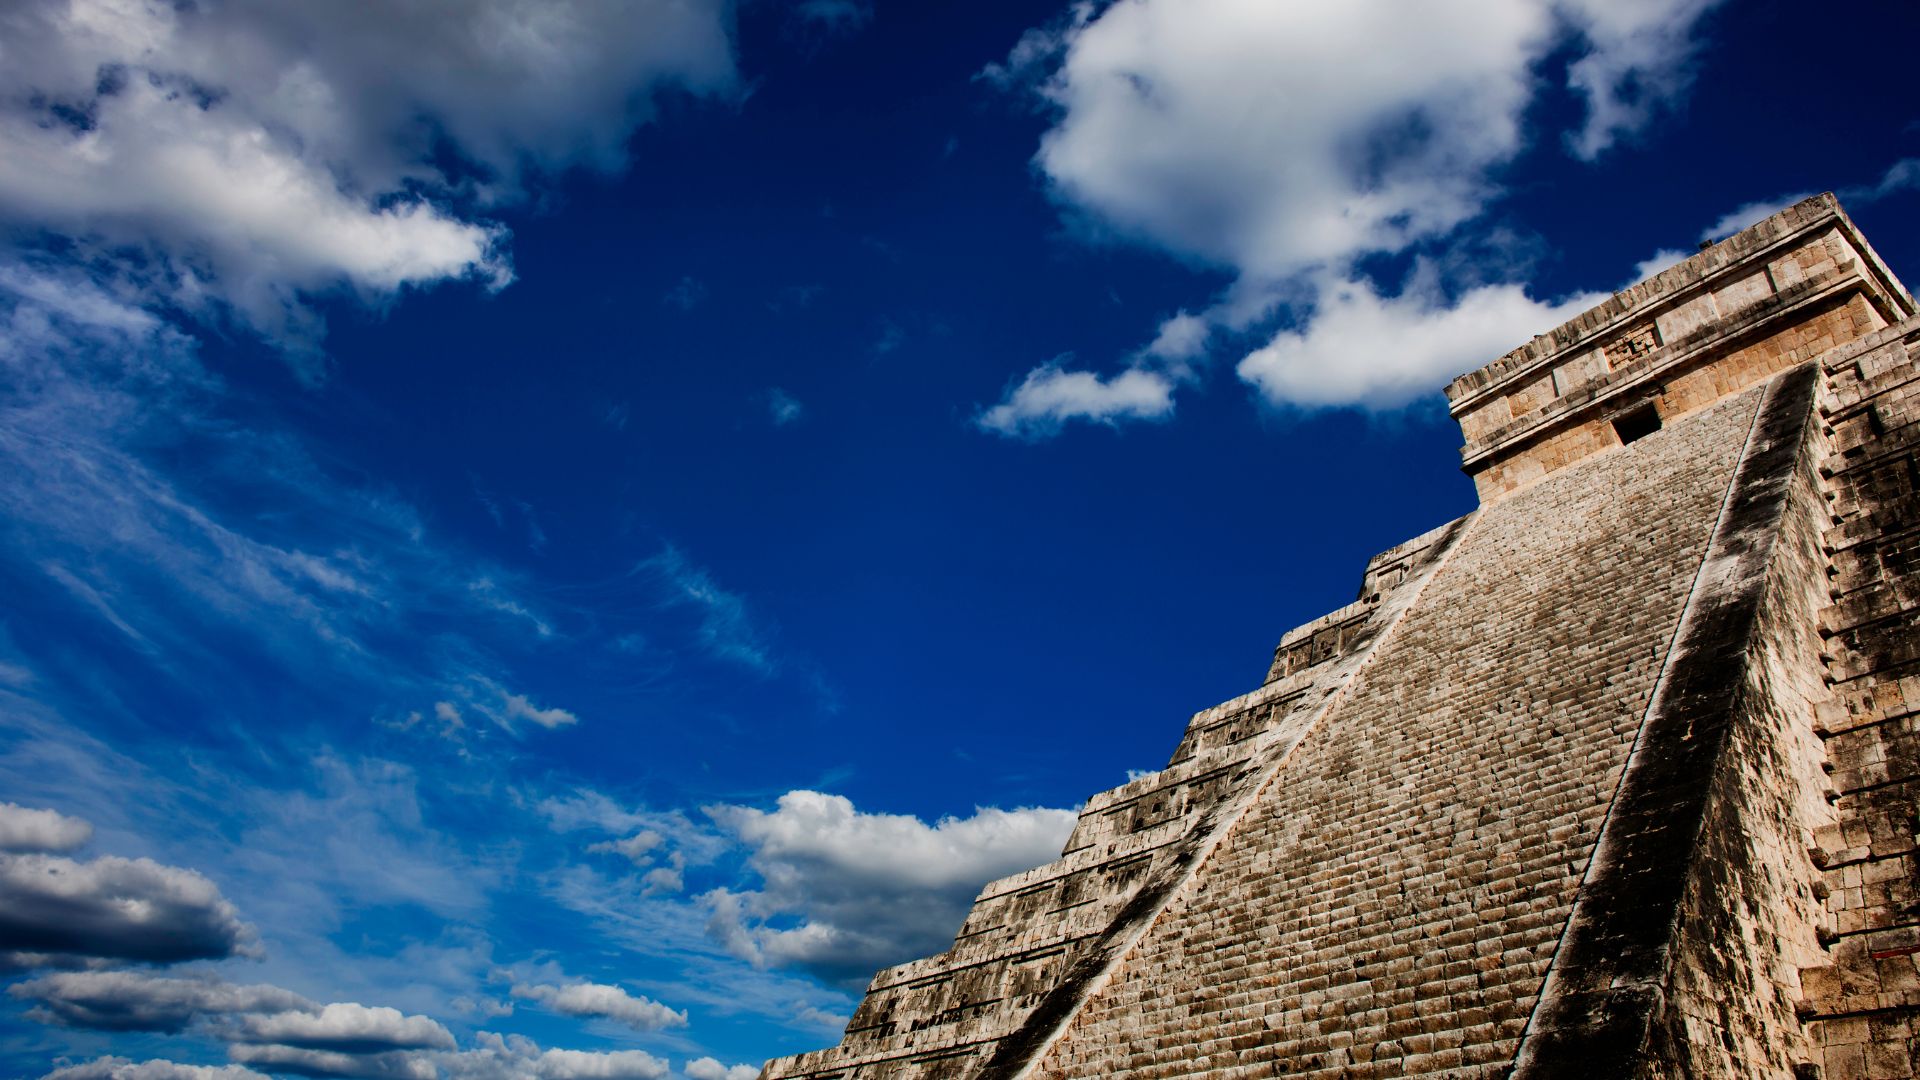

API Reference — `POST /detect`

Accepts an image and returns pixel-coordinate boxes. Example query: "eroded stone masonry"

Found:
[760,195,1920,1079]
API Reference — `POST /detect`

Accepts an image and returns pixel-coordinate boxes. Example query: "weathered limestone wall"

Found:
[1799,314,1920,1079]
[1027,383,1769,1078]
[1644,380,1836,1078]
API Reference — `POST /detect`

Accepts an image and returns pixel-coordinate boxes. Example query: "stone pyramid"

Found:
[761,194,1920,1080]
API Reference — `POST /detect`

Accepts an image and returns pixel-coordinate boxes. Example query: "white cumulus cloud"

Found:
[439,1033,671,1080]
[0,802,93,853]
[978,0,1726,428]
[224,1001,455,1054]
[508,982,686,1032]
[528,1049,671,1080]
[0,73,508,346]
[10,970,312,1033]
[225,1045,434,1080]
[10,970,692,1080]
[1629,248,1692,283]
[0,0,738,352]
[977,362,1175,439]
[41,1058,271,1080]
[704,790,1077,986]
[1237,269,1605,410]
[1025,0,1553,279]
[502,694,579,732]
[0,851,255,967]
[682,1059,759,1080]
[586,831,664,865]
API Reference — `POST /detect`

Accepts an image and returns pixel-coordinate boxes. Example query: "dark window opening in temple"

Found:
[1613,404,1662,444]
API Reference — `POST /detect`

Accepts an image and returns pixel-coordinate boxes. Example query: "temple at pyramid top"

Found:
[1446,193,1912,500]
[758,196,1920,1079]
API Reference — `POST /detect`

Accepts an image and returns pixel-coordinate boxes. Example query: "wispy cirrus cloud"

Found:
[0,264,582,749]
[792,0,873,37]
[662,277,711,312]
[763,388,805,427]
[1693,158,1920,248]
[630,547,777,676]
[538,789,731,873]
[1847,157,1920,204]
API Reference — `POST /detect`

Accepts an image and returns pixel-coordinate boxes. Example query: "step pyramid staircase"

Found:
[761,194,1920,1079]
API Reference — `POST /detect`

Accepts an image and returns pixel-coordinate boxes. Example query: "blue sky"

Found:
[1,1,1917,1077]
